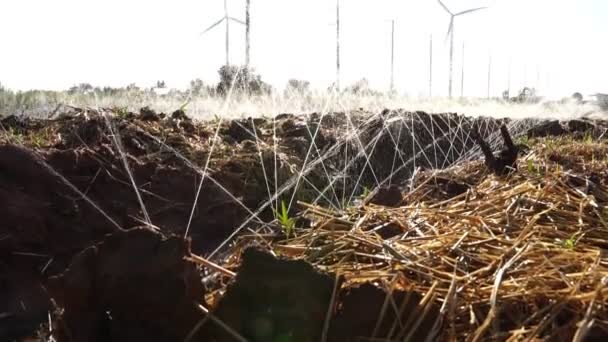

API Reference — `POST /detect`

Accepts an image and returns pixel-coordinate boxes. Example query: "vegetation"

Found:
[216,65,272,96]
[276,200,295,238]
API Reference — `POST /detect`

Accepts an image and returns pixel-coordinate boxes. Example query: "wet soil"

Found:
[1,107,605,341]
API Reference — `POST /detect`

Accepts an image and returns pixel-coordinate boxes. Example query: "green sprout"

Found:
[361,186,371,198]
[562,232,581,249]
[527,159,535,174]
[563,237,576,249]
[114,106,130,119]
[179,99,191,112]
[276,200,295,238]
[526,159,540,176]
[6,127,24,145]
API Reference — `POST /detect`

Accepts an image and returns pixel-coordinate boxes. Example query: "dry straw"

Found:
[211,140,608,340]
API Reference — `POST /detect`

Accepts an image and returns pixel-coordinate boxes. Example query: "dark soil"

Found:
[1,107,604,341]
[47,228,205,342]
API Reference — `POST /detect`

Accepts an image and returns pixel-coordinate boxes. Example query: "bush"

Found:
[285,79,310,94]
[216,65,271,96]
[344,78,380,96]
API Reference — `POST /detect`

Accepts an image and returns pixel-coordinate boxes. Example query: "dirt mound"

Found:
[526,118,608,138]
[3,107,607,340]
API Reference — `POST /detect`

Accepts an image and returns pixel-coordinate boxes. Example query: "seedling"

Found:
[114,106,130,119]
[361,186,371,198]
[562,232,582,250]
[276,200,295,238]
[526,159,540,176]
[179,99,191,112]
[527,159,535,174]
[563,236,576,249]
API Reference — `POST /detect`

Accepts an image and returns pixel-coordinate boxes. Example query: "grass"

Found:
[276,200,295,238]
[2,87,605,120]
[1,123,59,148]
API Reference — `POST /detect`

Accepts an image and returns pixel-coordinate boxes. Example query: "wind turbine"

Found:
[390,20,395,93]
[336,0,341,91]
[429,34,433,97]
[460,41,465,98]
[487,53,492,99]
[245,0,251,67]
[202,0,246,67]
[437,0,487,98]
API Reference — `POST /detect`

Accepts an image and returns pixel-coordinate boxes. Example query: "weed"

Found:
[527,159,535,174]
[361,186,371,198]
[114,106,130,119]
[179,99,191,112]
[515,135,529,146]
[5,127,25,145]
[526,159,541,176]
[563,236,576,249]
[583,131,594,145]
[276,200,295,238]
[562,232,581,249]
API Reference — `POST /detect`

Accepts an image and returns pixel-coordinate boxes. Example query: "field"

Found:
[2,103,608,341]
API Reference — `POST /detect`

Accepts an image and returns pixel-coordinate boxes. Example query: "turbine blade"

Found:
[455,7,487,16]
[437,0,453,15]
[444,18,453,43]
[201,17,226,35]
[228,17,246,25]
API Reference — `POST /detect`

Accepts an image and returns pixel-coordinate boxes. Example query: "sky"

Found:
[0,0,606,98]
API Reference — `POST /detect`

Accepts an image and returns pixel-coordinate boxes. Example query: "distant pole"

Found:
[390,20,395,93]
[336,0,341,92]
[448,24,454,98]
[429,34,433,97]
[460,41,465,98]
[507,57,512,97]
[536,64,540,91]
[224,0,229,66]
[487,54,492,99]
[245,0,250,67]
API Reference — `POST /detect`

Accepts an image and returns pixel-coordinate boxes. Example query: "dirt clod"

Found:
[328,283,438,342]
[47,228,205,342]
[211,247,337,342]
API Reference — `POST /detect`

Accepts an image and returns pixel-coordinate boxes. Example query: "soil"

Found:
[1,106,605,341]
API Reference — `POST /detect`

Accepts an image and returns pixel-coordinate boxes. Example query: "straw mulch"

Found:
[214,141,608,341]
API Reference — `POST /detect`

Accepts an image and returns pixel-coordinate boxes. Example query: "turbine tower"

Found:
[336,0,341,91]
[202,0,246,67]
[429,34,433,97]
[245,0,250,67]
[390,20,395,93]
[437,0,487,98]
[460,41,465,98]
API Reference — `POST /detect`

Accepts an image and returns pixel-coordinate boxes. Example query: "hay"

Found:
[211,140,608,340]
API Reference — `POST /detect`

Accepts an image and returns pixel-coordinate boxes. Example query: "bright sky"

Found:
[1,0,606,98]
